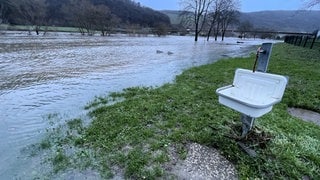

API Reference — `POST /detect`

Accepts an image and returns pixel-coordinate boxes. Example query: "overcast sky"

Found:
[134,0,319,12]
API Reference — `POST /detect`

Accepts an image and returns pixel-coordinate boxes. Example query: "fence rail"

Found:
[284,30,319,49]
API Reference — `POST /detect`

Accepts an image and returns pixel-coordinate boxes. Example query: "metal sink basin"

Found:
[216,68,288,118]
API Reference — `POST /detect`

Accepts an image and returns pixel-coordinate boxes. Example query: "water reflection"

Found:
[0,32,274,178]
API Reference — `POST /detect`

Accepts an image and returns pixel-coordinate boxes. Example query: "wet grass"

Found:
[36,43,320,179]
[22,117,101,179]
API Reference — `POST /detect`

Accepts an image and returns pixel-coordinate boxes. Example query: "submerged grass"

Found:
[44,43,320,179]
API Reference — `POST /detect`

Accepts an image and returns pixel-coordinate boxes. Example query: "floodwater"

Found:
[0,31,276,179]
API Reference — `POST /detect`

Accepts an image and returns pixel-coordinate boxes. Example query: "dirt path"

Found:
[171,143,237,180]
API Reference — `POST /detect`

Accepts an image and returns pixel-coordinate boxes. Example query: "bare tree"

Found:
[305,0,320,8]
[11,0,47,35]
[206,0,239,41]
[237,20,253,39]
[65,0,96,35]
[153,22,169,36]
[220,0,240,41]
[206,0,223,41]
[93,5,120,36]
[0,0,11,24]
[180,0,213,41]
[65,0,118,36]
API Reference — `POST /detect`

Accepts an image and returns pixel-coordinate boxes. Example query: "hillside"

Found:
[240,10,320,32]
[4,0,170,28]
[90,0,170,27]
[161,10,184,25]
[162,10,320,33]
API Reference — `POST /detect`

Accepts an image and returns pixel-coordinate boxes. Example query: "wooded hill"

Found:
[1,0,319,35]
[162,10,320,33]
[239,10,320,33]
[1,0,170,28]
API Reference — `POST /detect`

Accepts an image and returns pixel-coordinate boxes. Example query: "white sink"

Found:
[216,68,288,118]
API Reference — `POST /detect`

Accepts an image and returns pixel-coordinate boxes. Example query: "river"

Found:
[0,31,276,179]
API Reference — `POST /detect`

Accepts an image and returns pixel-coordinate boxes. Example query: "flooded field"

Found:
[0,31,276,178]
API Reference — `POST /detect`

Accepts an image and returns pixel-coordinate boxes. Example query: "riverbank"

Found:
[2,35,271,179]
[34,43,320,179]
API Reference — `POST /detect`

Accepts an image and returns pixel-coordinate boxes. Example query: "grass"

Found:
[0,24,79,33]
[289,39,320,51]
[312,40,320,50]
[38,43,320,179]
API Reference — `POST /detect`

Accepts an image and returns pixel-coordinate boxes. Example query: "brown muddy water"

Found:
[0,31,277,179]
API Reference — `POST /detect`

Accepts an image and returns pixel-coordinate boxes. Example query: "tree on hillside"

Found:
[11,0,47,35]
[45,0,67,26]
[66,0,120,36]
[180,0,213,41]
[67,0,96,35]
[4,0,171,32]
[91,0,171,28]
[0,0,11,24]
[89,4,119,36]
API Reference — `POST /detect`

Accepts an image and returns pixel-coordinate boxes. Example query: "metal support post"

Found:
[241,114,255,137]
[256,43,273,73]
[241,43,273,137]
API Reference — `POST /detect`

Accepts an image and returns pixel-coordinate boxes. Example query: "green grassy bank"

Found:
[40,43,320,179]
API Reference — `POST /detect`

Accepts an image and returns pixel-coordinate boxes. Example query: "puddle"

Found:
[288,108,320,126]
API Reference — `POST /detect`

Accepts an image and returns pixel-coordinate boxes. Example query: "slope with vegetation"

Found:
[0,0,171,35]
[239,10,320,32]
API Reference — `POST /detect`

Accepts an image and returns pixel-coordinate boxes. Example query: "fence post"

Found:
[290,36,294,44]
[310,36,316,49]
[298,36,303,46]
[294,36,298,45]
[310,30,319,49]
[310,35,317,49]
[303,36,309,47]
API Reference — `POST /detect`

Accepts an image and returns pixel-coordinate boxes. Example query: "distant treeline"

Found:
[0,0,171,35]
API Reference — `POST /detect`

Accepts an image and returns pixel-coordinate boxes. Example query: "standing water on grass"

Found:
[0,32,277,179]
